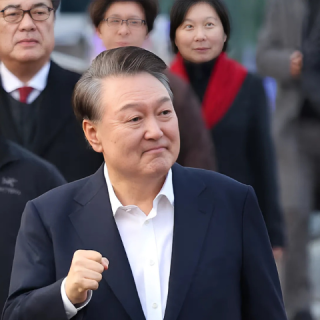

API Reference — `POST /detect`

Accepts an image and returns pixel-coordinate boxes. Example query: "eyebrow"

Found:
[118,96,172,113]
[2,2,50,10]
[183,16,218,22]
[107,14,143,19]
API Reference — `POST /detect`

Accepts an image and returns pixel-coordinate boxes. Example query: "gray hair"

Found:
[73,46,173,123]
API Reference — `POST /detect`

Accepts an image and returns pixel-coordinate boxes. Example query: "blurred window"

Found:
[60,0,90,13]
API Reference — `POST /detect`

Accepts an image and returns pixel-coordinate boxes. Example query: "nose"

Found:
[144,117,164,141]
[18,12,36,32]
[194,27,206,42]
[117,21,130,35]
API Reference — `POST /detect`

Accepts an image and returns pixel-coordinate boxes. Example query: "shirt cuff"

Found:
[60,278,92,319]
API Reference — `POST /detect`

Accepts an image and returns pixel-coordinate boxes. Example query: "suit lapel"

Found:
[164,164,216,320]
[32,61,78,155]
[69,166,145,320]
[0,77,22,144]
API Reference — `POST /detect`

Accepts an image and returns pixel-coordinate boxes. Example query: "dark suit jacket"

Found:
[0,61,103,182]
[211,73,285,247]
[2,164,286,320]
[0,136,66,314]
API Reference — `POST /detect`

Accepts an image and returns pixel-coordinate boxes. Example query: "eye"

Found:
[206,22,214,27]
[185,24,193,30]
[161,110,171,116]
[129,116,141,123]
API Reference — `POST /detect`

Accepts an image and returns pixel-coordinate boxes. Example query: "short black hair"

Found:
[170,0,231,53]
[51,0,60,10]
[73,46,172,124]
[89,0,158,33]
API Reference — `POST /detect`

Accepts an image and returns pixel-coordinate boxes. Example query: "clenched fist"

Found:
[65,250,109,305]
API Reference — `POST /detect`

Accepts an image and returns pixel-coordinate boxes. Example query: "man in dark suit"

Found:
[0,135,66,314]
[0,0,103,182]
[2,47,287,320]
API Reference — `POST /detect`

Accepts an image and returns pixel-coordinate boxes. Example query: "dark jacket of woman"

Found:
[170,53,284,247]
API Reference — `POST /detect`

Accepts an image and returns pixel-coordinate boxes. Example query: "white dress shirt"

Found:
[0,61,50,103]
[62,164,174,319]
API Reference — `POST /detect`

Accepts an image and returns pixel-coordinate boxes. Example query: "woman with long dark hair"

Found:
[170,0,285,257]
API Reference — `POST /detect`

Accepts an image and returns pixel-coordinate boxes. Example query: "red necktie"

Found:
[18,86,33,103]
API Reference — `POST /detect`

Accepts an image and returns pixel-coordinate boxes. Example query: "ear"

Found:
[82,120,103,153]
[224,33,227,43]
[96,26,103,39]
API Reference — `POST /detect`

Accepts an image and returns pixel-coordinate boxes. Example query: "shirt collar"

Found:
[104,163,174,216]
[0,61,50,93]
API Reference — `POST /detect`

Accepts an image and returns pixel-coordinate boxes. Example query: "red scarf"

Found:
[170,53,248,129]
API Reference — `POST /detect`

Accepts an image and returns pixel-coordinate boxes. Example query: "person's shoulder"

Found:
[50,61,81,84]
[240,72,265,98]
[30,174,93,219]
[243,72,264,87]
[6,140,60,174]
[4,140,65,187]
[181,166,249,195]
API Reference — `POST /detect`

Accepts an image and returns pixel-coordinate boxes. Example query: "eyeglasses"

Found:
[102,18,146,28]
[0,5,54,23]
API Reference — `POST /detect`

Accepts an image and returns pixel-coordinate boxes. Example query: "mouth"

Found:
[194,47,210,52]
[17,39,39,46]
[144,147,167,154]
[116,42,129,47]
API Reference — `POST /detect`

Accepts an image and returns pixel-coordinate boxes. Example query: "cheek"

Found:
[209,29,226,47]
[134,31,147,47]
[105,127,140,153]
[40,24,55,49]
[165,119,180,142]
[0,28,13,49]
[99,26,114,48]
[175,31,192,53]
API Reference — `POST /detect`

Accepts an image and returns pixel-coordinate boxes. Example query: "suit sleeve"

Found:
[256,0,294,82]
[2,201,69,320]
[247,77,285,247]
[241,186,287,320]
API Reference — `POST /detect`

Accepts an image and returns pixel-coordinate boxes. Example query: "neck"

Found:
[108,169,167,215]
[2,59,49,83]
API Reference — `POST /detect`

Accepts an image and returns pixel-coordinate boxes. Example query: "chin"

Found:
[16,52,44,62]
[144,157,174,176]
[192,55,211,64]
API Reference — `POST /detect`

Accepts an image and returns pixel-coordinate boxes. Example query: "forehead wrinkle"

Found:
[116,94,171,115]
[1,1,50,9]
[102,75,170,111]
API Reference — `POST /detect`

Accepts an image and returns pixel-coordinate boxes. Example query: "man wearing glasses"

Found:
[0,0,103,182]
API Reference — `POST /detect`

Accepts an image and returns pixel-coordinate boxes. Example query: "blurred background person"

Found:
[169,0,285,256]
[0,0,103,182]
[256,1,316,319]
[301,0,320,114]
[89,0,216,170]
[0,134,65,313]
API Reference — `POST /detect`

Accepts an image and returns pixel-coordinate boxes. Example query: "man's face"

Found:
[97,2,148,50]
[88,73,180,180]
[0,0,55,65]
